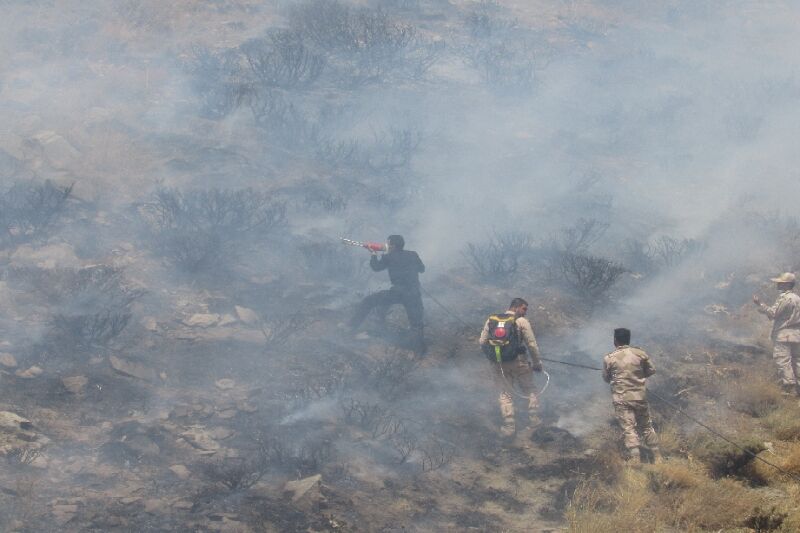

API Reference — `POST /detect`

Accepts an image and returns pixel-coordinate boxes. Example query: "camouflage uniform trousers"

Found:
[491,358,540,435]
[773,341,800,386]
[613,400,658,451]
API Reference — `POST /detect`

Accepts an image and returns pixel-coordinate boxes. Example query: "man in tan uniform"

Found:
[603,328,660,464]
[753,272,800,394]
[479,298,544,437]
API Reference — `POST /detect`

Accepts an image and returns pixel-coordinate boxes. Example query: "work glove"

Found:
[529,360,543,372]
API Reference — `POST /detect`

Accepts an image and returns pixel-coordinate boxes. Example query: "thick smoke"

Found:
[1,0,800,530]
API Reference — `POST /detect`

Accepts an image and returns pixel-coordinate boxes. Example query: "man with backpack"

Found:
[479,298,544,438]
[349,235,427,355]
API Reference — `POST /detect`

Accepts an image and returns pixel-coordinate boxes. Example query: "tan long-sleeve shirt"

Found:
[758,290,800,342]
[602,345,655,402]
[479,309,541,363]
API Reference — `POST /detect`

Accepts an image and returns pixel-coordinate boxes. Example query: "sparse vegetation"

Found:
[6,265,144,353]
[0,180,72,249]
[554,252,626,303]
[463,231,535,283]
[139,187,287,272]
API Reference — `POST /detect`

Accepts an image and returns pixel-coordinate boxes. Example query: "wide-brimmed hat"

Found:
[770,272,796,283]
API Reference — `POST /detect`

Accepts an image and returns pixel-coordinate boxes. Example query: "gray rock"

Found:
[61,376,88,395]
[284,474,322,502]
[183,314,220,328]
[234,306,259,325]
[110,356,156,381]
[0,353,17,368]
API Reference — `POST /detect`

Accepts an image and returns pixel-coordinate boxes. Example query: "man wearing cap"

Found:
[602,328,661,464]
[753,272,800,394]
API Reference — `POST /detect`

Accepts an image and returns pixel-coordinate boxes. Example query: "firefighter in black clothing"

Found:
[349,235,427,354]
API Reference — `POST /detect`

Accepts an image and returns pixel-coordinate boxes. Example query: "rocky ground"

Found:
[2,0,800,532]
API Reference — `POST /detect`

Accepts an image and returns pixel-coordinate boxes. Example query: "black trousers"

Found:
[350,286,424,331]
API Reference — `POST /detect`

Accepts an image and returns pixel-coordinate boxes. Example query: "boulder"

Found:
[30,130,80,169]
[61,376,88,395]
[180,426,221,452]
[0,353,17,368]
[10,243,81,270]
[234,306,259,325]
[15,365,42,378]
[284,474,322,502]
[215,378,235,391]
[169,464,191,480]
[51,504,78,526]
[110,356,156,381]
[183,314,220,328]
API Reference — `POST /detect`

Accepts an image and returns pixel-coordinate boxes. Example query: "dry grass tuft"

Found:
[764,406,800,441]
[675,477,764,530]
[750,441,800,484]
[646,460,704,492]
[566,470,657,533]
[725,375,783,417]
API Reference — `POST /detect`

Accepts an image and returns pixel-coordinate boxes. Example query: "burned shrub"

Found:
[185,46,250,119]
[649,236,703,268]
[318,129,422,175]
[247,89,323,151]
[463,231,535,284]
[241,30,325,89]
[289,0,436,85]
[302,188,348,213]
[7,265,143,352]
[555,252,626,302]
[0,180,72,249]
[260,313,298,352]
[201,456,268,492]
[622,238,657,275]
[139,188,287,272]
[550,218,609,254]
[298,242,363,283]
[466,40,537,94]
[365,351,419,399]
[419,437,456,473]
[340,398,407,439]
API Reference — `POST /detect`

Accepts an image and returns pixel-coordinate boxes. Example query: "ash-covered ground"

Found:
[1,1,800,532]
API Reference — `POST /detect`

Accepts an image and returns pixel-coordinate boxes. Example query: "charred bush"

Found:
[389,430,418,465]
[241,30,325,89]
[555,252,626,302]
[248,89,322,151]
[260,313,298,352]
[466,40,537,93]
[365,351,419,398]
[318,129,422,175]
[649,236,703,268]
[139,188,287,272]
[299,242,362,283]
[0,180,72,249]
[622,238,657,275]
[550,218,609,254]
[185,46,250,119]
[201,456,268,492]
[8,265,143,352]
[419,437,455,473]
[463,231,535,284]
[289,0,436,85]
[340,398,407,439]
[302,188,348,213]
